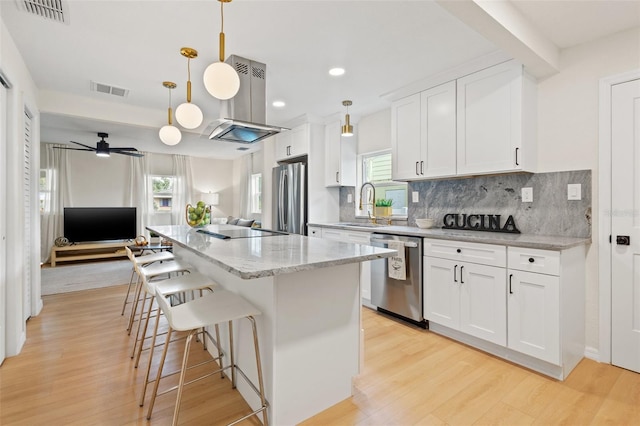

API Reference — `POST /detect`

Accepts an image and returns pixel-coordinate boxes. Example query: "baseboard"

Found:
[584,346,600,362]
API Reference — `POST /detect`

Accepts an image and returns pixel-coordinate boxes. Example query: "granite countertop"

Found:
[309,222,591,250]
[147,224,396,280]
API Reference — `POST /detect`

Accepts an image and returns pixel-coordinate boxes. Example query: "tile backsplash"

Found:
[340,170,592,238]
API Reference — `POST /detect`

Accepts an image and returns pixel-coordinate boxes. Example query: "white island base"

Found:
[177,247,361,425]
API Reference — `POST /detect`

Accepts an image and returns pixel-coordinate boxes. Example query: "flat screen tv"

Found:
[64,207,137,243]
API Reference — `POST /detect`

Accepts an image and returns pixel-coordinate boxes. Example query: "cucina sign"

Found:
[442,213,520,234]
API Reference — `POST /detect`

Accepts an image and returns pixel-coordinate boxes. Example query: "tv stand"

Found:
[50,241,131,267]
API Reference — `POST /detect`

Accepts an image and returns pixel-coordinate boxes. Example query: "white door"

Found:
[391,93,421,180]
[611,78,640,373]
[459,262,506,346]
[0,83,7,363]
[421,81,457,178]
[424,256,459,329]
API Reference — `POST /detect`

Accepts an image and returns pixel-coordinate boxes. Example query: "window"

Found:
[151,176,175,212]
[250,173,262,214]
[39,169,53,213]
[357,150,407,217]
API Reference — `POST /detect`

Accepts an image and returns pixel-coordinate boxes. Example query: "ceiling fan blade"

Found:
[69,140,97,150]
[52,147,95,152]
[110,147,138,151]
[113,151,144,157]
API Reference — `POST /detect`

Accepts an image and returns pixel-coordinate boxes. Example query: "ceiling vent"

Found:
[15,0,69,24]
[90,81,129,98]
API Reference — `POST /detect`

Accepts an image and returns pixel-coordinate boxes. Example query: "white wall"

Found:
[537,27,640,352]
[191,156,234,219]
[0,17,42,356]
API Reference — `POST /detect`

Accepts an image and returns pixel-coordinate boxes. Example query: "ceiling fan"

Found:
[54,132,144,157]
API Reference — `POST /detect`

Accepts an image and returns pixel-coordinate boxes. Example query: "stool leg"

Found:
[121,268,136,315]
[249,316,269,426]
[139,305,161,406]
[134,294,155,366]
[228,320,236,389]
[127,275,143,333]
[130,293,148,359]
[172,329,197,426]
[214,324,223,379]
[147,327,173,420]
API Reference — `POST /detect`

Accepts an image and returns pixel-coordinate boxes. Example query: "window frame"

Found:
[355,149,408,219]
[151,175,176,214]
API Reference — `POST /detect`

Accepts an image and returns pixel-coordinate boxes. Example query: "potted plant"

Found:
[375,199,393,217]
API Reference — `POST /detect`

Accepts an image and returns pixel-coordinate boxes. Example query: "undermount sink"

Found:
[335,222,388,228]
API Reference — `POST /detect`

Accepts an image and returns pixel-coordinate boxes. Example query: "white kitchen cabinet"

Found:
[391,60,536,180]
[320,228,373,303]
[456,60,536,175]
[275,124,309,161]
[324,120,356,187]
[424,239,506,346]
[307,226,322,238]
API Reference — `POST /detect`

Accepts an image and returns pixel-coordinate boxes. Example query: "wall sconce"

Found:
[341,100,354,137]
[159,81,182,146]
[175,47,204,129]
[203,0,240,100]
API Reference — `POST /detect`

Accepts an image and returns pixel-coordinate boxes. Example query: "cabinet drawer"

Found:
[345,231,372,245]
[508,247,560,276]
[424,238,506,268]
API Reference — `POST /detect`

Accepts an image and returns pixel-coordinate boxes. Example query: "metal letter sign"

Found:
[442,213,521,234]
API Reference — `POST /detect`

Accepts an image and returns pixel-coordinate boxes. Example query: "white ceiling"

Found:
[1,0,639,160]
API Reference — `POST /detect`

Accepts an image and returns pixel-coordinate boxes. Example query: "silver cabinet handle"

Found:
[415,162,419,175]
[420,161,424,175]
[454,265,458,283]
[460,265,464,284]
[336,172,339,183]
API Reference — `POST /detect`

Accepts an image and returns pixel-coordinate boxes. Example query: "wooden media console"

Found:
[50,242,131,267]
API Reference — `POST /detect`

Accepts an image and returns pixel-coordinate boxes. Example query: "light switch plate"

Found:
[412,191,419,203]
[568,183,582,200]
[347,194,353,203]
[521,187,533,203]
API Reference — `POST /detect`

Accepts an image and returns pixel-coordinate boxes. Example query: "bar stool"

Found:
[127,255,192,336]
[147,289,269,426]
[137,273,221,406]
[122,247,175,315]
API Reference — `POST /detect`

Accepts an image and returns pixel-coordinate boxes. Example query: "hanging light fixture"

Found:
[341,100,354,137]
[159,81,182,146]
[203,0,240,100]
[175,47,204,129]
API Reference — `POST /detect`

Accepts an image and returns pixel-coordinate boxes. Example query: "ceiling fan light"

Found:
[175,102,204,129]
[159,125,182,146]
[96,151,110,158]
[203,61,240,100]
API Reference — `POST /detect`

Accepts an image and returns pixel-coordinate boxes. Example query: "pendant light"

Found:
[175,47,204,129]
[159,81,182,146]
[341,100,354,137]
[203,0,240,100]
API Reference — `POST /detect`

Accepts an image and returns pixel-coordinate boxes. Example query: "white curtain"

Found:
[171,154,194,225]
[127,153,151,238]
[40,144,72,263]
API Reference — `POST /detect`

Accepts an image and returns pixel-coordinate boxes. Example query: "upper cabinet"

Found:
[324,120,356,187]
[275,124,310,162]
[391,60,536,180]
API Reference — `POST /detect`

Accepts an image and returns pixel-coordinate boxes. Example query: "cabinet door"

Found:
[324,121,342,186]
[424,257,459,329]
[321,228,343,241]
[457,61,522,175]
[307,226,322,238]
[459,263,507,346]
[507,270,560,365]
[391,93,422,180]
[289,124,309,158]
[275,131,293,161]
[421,81,457,178]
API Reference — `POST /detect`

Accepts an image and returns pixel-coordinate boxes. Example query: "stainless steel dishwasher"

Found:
[370,233,427,328]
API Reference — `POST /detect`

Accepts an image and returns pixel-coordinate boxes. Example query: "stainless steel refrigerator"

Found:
[272,162,307,235]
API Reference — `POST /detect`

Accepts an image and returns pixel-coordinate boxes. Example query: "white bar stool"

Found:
[122,247,175,315]
[147,290,269,426]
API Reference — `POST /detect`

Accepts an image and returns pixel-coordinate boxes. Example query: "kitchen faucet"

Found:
[359,182,377,224]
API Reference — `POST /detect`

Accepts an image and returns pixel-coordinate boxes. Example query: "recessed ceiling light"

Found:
[272,100,286,108]
[329,67,345,76]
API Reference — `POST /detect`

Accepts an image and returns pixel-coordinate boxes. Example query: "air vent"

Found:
[90,81,129,98]
[252,65,265,80]
[235,62,249,75]
[15,0,69,24]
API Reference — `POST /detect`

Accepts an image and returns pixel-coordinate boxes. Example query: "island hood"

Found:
[209,55,287,144]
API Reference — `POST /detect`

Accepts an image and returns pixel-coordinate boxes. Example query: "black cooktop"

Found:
[197,228,287,239]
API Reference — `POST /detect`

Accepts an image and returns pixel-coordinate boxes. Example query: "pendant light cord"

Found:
[219,0,226,62]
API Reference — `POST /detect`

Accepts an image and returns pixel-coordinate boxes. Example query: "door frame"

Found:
[598,69,640,364]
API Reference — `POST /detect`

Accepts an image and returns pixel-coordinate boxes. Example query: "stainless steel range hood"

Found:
[209,55,287,144]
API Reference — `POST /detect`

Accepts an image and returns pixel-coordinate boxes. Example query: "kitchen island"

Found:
[147,224,395,425]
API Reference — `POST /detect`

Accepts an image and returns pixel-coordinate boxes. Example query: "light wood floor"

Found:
[1,284,639,425]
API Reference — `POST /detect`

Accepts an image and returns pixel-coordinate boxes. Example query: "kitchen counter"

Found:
[148,224,395,279]
[146,224,395,425]
[309,222,591,250]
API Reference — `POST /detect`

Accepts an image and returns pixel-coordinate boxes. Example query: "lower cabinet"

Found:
[307,225,322,238]
[424,238,585,380]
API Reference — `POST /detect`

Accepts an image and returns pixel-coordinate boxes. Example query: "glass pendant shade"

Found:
[175,102,203,129]
[159,125,182,145]
[203,61,240,100]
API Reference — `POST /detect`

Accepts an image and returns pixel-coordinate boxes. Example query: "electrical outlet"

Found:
[412,191,419,203]
[568,184,581,200]
[347,194,353,203]
[521,187,533,203]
